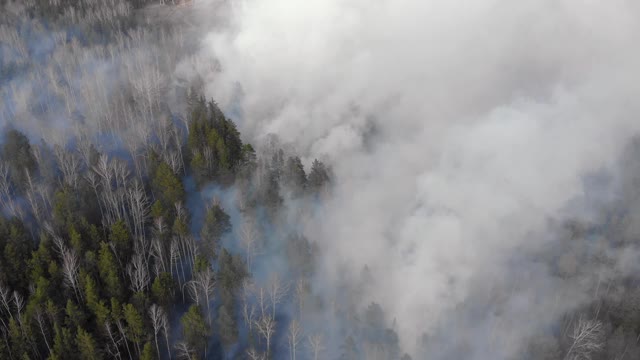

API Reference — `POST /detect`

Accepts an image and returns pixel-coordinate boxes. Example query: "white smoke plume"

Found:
[187,0,640,357]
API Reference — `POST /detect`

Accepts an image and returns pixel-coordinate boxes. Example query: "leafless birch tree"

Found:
[255,314,276,357]
[62,248,82,302]
[307,334,325,360]
[564,317,603,360]
[127,253,150,293]
[288,319,302,360]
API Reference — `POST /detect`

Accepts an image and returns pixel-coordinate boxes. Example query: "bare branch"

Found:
[307,333,325,360]
[62,248,82,302]
[564,316,603,360]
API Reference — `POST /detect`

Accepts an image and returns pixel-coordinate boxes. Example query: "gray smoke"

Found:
[187,0,640,357]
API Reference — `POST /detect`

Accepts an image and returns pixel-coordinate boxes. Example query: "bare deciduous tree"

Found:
[171,124,185,175]
[43,223,65,256]
[0,162,21,219]
[54,145,81,189]
[564,317,603,360]
[127,253,150,293]
[268,273,289,318]
[116,319,134,360]
[308,333,325,360]
[256,286,268,319]
[165,150,183,175]
[149,304,165,359]
[247,347,266,360]
[128,57,165,120]
[12,291,23,324]
[0,284,14,322]
[127,180,149,240]
[170,238,183,286]
[35,309,52,355]
[175,341,195,360]
[104,321,123,360]
[62,248,82,302]
[193,269,215,324]
[240,219,261,271]
[162,309,171,360]
[84,171,104,220]
[242,280,257,333]
[25,170,43,223]
[150,239,166,277]
[255,314,276,357]
[186,281,201,306]
[288,319,302,360]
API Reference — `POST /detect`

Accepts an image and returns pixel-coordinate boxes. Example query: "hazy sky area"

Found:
[185,0,640,356]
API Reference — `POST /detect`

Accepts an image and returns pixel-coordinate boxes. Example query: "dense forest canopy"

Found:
[2,0,640,360]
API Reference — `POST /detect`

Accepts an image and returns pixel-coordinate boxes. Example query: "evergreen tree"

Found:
[123,304,144,353]
[307,159,330,193]
[181,305,210,358]
[52,324,75,360]
[109,220,132,264]
[140,341,155,360]
[340,335,359,360]
[200,202,231,257]
[217,303,238,351]
[83,274,99,312]
[28,237,54,285]
[284,156,307,195]
[65,300,85,329]
[218,249,247,301]
[76,327,101,360]
[8,318,28,359]
[97,242,122,300]
[0,218,33,292]
[151,272,175,308]
[2,129,36,192]
[52,187,82,230]
[152,162,185,213]
[187,98,244,186]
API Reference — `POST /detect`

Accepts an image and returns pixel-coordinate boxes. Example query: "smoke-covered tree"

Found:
[2,129,37,193]
[307,159,330,193]
[308,333,325,360]
[217,303,238,353]
[288,319,302,360]
[200,200,232,258]
[218,249,247,301]
[284,156,307,196]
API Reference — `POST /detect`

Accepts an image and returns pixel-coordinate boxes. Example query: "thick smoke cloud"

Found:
[190,0,640,357]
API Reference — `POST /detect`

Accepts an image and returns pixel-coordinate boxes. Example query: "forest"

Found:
[0,1,338,359]
[2,0,640,359]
